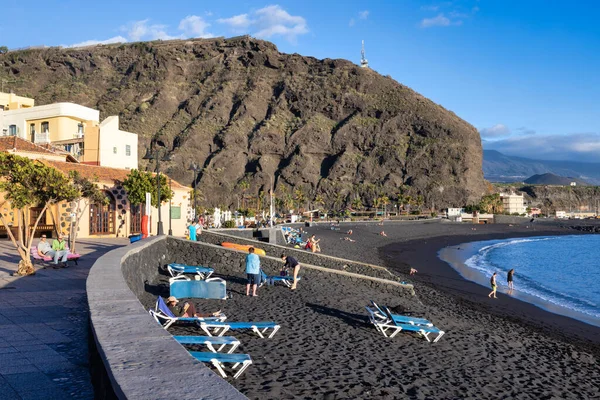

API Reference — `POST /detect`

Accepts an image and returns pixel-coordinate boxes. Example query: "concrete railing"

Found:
[200,230,406,283]
[87,236,247,400]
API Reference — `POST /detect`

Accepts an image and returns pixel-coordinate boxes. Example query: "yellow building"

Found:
[0,136,191,239]
[0,92,35,111]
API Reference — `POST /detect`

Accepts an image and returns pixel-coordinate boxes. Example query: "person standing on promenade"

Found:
[488,272,498,298]
[507,269,515,292]
[281,254,301,290]
[188,221,197,241]
[245,247,261,297]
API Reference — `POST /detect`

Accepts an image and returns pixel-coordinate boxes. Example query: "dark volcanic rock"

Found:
[1,37,486,208]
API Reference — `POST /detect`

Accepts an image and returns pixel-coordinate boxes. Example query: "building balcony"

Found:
[34,132,50,143]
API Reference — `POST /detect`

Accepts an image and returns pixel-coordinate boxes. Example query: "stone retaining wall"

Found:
[199,230,403,283]
[87,236,247,400]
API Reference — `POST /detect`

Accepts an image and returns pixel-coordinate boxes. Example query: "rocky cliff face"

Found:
[1,37,486,209]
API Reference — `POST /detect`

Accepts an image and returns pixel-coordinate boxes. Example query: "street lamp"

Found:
[168,177,173,236]
[188,163,200,221]
[143,147,172,235]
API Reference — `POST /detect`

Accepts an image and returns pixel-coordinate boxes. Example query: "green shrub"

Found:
[223,220,236,228]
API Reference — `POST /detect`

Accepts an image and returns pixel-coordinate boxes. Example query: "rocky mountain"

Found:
[524,173,590,186]
[1,37,486,209]
[483,150,600,185]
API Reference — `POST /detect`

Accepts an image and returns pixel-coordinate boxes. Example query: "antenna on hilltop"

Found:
[360,40,369,68]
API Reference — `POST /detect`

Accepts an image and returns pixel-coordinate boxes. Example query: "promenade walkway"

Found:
[0,238,127,400]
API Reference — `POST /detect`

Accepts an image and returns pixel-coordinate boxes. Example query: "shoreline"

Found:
[438,235,600,328]
[301,221,600,351]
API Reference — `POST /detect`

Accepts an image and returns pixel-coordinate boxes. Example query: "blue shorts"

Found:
[247,273,260,285]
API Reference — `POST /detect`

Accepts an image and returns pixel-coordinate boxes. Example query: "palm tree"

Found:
[351,196,363,211]
[380,195,390,217]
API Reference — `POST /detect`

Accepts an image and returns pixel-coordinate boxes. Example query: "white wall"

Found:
[98,116,138,170]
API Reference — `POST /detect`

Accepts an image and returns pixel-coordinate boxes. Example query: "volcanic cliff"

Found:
[0,36,486,209]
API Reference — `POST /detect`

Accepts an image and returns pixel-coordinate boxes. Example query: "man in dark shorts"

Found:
[281,254,301,290]
[507,269,515,292]
[245,247,261,297]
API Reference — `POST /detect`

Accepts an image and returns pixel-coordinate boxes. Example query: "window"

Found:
[41,121,49,133]
[30,124,35,135]
[77,123,84,134]
[113,147,117,154]
[171,206,181,220]
[130,205,143,233]
[8,125,16,136]
[89,192,116,235]
[125,145,131,156]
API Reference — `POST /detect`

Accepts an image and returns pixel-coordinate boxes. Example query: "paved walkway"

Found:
[0,238,128,400]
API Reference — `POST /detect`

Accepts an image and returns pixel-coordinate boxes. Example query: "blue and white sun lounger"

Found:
[200,321,280,339]
[149,297,226,329]
[170,278,227,300]
[369,306,445,342]
[173,335,240,353]
[259,270,302,288]
[167,263,214,280]
[370,301,433,327]
[189,351,252,379]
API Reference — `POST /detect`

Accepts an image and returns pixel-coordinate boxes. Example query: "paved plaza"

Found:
[0,238,127,400]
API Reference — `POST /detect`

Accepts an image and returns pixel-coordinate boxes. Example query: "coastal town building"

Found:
[0,92,138,169]
[499,192,527,215]
[0,131,191,240]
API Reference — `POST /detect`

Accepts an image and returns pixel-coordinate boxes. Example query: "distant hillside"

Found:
[524,173,590,186]
[0,37,486,209]
[483,150,600,185]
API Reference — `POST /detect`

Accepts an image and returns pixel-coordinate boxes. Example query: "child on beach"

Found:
[379,231,387,237]
[410,268,418,275]
[488,272,498,299]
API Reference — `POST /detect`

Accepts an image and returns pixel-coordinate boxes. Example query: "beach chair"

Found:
[167,263,214,280]
[173,335,240,354]
[31,247,81,267]
[258,270,302,288]
[365,307,404,338]
[369,301,433,327]
[200,321,281,339]
[170,278,227,300]
[148,297,226,329]
[384,308,444,343]
[189,351,252,379]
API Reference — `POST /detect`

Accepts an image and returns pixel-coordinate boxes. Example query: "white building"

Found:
[499,192,526,215]
[447,208,464,217]
[0,93,138,170]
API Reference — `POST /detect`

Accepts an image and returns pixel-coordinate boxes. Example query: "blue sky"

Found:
[2,1,600,162]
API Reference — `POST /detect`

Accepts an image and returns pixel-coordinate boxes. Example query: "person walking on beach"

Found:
[488,272,498,299]
[281,253,301,290]
[245,247,261,297]
[507,269,515,292]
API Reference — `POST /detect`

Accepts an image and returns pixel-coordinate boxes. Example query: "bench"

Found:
[31,247,81,266]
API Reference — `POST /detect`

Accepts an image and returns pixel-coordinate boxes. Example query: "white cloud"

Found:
[179,15,213,38]
[349,18,355,27]
[484,133,600,162]
[122,19,179,41]
[480,124,511,138]
[358,10,369,19]
[420,14,451,28]
[218,5,308,43]
[67,36,127,48]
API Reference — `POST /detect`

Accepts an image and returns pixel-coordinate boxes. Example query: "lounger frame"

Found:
[173,335,241,354]
[189,351,252,379]
[200,321,281,339]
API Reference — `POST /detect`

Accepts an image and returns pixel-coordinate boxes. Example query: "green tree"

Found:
[380,195,390,217]
[65,171,107,254]
[479,193,503,214]
[0,46,8,54]
[122,169,173,207]
[351,196,363,210]
[0,154,79,275]
[237,179,250,208]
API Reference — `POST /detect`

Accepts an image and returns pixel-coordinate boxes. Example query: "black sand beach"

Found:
[144,220,600,399]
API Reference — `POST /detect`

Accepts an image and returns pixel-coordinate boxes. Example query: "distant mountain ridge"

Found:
[483,150,600,185]
[524,173,590,186]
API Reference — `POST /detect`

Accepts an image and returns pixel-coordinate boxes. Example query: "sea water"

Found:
[440,235,600,326]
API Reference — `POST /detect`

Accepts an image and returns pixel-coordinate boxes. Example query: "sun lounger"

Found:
[167,263,214,279]
[170,278,227,300]
[370,301,433,326]
[149,297,226,329]
[173,335,241,353]
[31,247,81,266]
[200,321,280,339]
[259,270,302,287]
[189,351,252,379]
[373,306,445,343]
[365,307,404,338]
